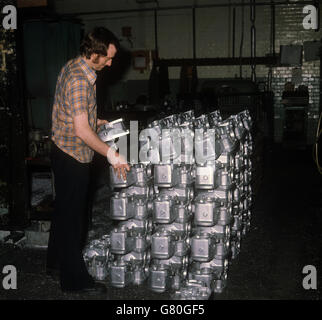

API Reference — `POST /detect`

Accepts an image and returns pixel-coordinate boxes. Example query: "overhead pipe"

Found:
[155,56,278,67]
[232,7,236,58]
[250,0,256,82]
[320,46,322,114]
[64,1,315,17]
[154,9,158,59]
[271,1,276,57]
[192,6,196,60]
[228,1,231,58]
[239,0,245,78]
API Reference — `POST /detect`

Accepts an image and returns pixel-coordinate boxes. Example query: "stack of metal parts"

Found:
[83,109,254,300]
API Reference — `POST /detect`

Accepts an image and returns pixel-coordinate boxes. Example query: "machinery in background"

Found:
[84,108,256,300]
[281,82,309,149]
[28,129,51,159]
[0,105,11,224]
[313,111,322,174]
[0,0,29,228]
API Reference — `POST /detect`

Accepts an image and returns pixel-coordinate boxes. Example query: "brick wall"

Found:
[269,4,321,144]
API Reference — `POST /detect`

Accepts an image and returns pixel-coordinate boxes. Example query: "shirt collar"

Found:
[78,56,97,86]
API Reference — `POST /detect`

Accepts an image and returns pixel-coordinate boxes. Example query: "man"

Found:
[46,27,130,294]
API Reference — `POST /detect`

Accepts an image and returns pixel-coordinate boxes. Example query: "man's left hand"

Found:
[97,119,109,127]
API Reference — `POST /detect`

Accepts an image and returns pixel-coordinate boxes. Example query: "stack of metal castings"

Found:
[84,109,254,300]
[108,163,154,288]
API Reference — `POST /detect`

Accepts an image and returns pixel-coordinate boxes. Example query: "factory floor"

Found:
[0,143,321,301]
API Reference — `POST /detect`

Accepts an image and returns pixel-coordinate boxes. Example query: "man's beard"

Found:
[92,55,100,64]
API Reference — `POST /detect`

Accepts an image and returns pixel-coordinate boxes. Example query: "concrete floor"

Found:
[0,144,321,300]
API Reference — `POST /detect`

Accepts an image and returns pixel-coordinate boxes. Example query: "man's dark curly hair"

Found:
[80,27,120,59]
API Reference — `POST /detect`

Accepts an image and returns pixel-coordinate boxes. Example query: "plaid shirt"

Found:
[51,56,97,163]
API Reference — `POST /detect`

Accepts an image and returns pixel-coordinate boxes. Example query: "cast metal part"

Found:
[148,264,172,293]
[109,165,136,189]
[98,118,130,142]
[151,229,176,259]
[154,164,180,187]
[171,279,212,300]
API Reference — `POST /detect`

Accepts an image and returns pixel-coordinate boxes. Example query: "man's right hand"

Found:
[106,149,130,180]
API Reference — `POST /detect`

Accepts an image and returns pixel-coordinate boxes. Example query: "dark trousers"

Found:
[46,144,94,290]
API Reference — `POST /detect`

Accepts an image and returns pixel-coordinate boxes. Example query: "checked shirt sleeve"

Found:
[67,78,89,117]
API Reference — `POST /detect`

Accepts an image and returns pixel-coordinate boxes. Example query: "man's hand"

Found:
[97,119,109,127]
[106,149,130,180]
[73,114,130,179]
